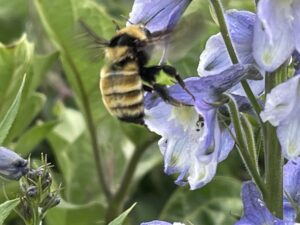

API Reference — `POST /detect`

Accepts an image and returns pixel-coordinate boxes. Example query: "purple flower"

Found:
[253,0,300,72]
[141,221,185,225]
[235,182,293,225]
[144,64,262,189]
[0,147,28,180]
[260,75,300,159]
[283,158,300,222]
[198,10,264,97]
[128,0,191,34]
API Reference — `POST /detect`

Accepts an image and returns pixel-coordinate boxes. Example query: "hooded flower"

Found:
[260,75,300,159]
[235,182,293,225]
[0,147,28,180]
[144,64,262,190]
[128,0,191,34]
[198,10,264,96]
[253,0,300,72]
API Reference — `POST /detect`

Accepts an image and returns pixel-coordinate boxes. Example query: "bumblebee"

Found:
[81,15,194,125]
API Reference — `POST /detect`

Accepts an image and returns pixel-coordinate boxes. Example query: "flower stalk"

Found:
[264,70,284,218]
[210,0,262,120]
[225,94,265,195]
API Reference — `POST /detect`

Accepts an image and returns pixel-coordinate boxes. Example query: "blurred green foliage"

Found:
[0,0,256,224]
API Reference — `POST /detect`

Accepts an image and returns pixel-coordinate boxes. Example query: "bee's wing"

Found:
[164,11,205,61]
[78,20,110,46]
[144,11,205,64]
[75,20,109,62]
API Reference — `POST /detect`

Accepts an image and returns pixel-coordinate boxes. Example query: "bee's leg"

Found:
[142,84,153,92]
[140,66,182,106]
[160,65,195,101]
[151,83,182,107]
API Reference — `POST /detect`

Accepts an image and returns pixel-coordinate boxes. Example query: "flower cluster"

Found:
[126,0,300,224]
[18,155,60,223]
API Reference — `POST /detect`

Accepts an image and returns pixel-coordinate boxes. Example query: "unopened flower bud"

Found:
[0,147,28,180]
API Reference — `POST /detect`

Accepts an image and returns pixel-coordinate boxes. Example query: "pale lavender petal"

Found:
[260,75,300,126]
[283,201,296,222]
[145,102,222,190]
[218,126,235,161]
[284,158,300,205]
[277,116,300,159]
[198,33,231,76]
[291,1,300,52]
[128,0,191,34]
[198,10,255,76]
[260,75,300,159]
[253,0,294,72]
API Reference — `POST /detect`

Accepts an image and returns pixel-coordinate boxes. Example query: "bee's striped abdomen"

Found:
[100,65,144,124]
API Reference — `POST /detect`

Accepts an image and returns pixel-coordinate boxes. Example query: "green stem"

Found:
[226,95,266,195]
[32,207,40,225]
[105,137,157,224]
[264,71,283,218]
[210,0,262,120]
[240,114,259,173]
[34,0,112,200]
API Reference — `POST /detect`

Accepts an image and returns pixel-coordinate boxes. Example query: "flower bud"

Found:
[0,147,28,180]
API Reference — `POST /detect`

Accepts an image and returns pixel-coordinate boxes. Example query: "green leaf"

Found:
[5,93,46,144]
[46,199,105,225]
[0,35,33,120]
[160,176,242,225]
[108,203,137,225]
[0,74,26,145]
[14,121,57,156]
[0,198,20,225]
[25,52,59,98]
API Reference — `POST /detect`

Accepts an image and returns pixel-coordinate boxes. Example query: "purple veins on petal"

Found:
[0,147,28,180]
[128,0,191,34]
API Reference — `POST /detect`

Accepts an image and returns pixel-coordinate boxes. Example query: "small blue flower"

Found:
[0,147,28,180]
[128,0,191,33]
[198,10,265,96]
[144,64,262,189]
[235,181,293,225]
[141,221,185,225]
[260,75,300,159]
[253,0,300,72]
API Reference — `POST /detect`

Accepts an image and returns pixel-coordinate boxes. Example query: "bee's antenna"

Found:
[120,15,134,25]
[144,7,165,26]
[112,20,121,31]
